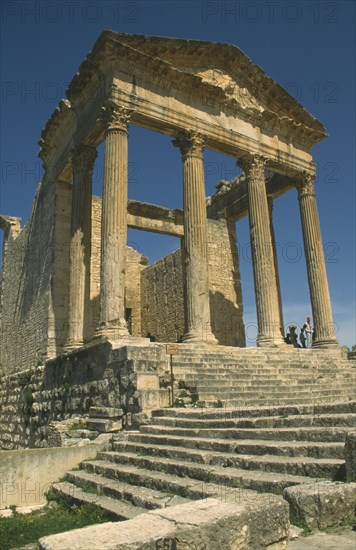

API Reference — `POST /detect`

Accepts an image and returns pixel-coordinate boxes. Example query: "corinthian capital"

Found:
[101,101,133,133]
[173,130,205,159]
[295,172,316,198]
[237,153,269,179]
[72,144,97,175]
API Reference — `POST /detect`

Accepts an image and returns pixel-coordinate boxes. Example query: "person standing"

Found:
[305,316,313,348]
[300,324,307,348]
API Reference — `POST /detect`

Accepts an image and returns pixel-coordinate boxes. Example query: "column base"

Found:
[312,338,340,349]
[62,340,84,353]
[182,330,218,345]
[94,320,130,340]
[257,335,288,348]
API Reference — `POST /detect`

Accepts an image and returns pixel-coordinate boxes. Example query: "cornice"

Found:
[112,33,325,136]
[38,31,327,170]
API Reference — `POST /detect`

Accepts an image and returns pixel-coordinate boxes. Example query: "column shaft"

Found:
[173,131,217,344]
[66,145,97,349]
[239,155,285,347]
[296,174,338,347]
[268,197,285,337]
[97,102,131,339]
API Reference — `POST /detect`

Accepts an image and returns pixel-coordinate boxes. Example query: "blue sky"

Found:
[0,0,355,347]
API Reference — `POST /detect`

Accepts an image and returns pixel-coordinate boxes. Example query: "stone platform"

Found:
[0,342,355,450]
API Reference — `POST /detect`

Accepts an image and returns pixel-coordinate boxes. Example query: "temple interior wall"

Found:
[141,219,245,346]
[0,193,245,376]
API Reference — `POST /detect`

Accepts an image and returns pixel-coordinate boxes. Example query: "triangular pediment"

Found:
[98,32,324,135]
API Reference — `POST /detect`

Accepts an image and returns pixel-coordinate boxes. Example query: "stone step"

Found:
[71,459,288,507]
[86,418,122,433]
[182,376,354,386]
[180,367,355,376]
[65,469,191,510]
[183,369,354,376]
[182,367,355,375]
[194,380,355,389]
[89,406,124,419]
[126,432,344,459]
[197,395,354,409]
[152,400,356,418]
[108,444,343,479]
[81,455,321,495]
[149,413,356,429]
[50,481,145,520]
[139,424,351,442]
[194,397,355,408]
[197,388,354,399]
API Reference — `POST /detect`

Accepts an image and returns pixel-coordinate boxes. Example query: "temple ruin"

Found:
[1,32,355,550]
[0,31,340,378]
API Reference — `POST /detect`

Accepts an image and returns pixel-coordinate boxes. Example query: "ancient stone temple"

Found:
[0,31,339,374]
[1,32,353,454]
[1,36,355,550]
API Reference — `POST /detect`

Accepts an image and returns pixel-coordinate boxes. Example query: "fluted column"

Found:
[268,197,285,338]
[238,154,285,347]
[296,173,338,347]
[173,131,217,344]
[66,144,97,349]
[96,101,132,339]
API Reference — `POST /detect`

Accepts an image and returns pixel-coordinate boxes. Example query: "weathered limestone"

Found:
[66,145,97,349]
[0,445,105,509]
[296,174,339,348]
[283,481,356,531]
[140,219,245,346]
[239,154,285,347]
[0,32,343,377]
[38,497,289,550]
[96,102,132,340]
[173,131,217,345]
[268,197,285,338]
[345,432,356,482]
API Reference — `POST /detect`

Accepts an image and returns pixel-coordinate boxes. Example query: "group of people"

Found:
[285,316,314,348]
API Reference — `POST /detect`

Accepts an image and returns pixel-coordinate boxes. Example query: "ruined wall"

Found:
[0,343,169,450]
[208,219,245,347]
[0,191,147,376]
[0,180,56,374]
[141,219,245,346]
[141,249,184,342]
[47,180,72,357]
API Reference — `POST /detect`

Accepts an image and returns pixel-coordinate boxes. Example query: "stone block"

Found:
[283,481,356,531]
[345,432,356,482]
[89,407,124,419]
[136,373,160,390]
[39,497,289,549]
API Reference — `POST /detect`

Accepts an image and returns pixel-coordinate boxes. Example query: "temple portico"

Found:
[0,32,340,375]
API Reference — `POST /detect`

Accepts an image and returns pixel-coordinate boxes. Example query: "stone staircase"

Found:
[170,347,356,406]
[51,398,356,521]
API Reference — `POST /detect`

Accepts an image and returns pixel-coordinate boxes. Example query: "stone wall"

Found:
[0,180,56,374]
[141,219,245,346]
[0,193,149,375]
[141,249,184,342]
[0,343,169,450]
[47,180,72,357]
[0,444,106,509]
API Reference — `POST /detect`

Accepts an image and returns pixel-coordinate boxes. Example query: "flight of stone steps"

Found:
[170,347,356,407]
[51,399,356,521]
